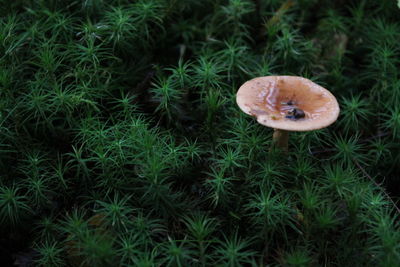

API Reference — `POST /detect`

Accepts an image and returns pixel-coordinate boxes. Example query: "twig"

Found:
[264,0,295,30]
[309,147,335,155]
[361,131,390,142]
[353,159,400,215]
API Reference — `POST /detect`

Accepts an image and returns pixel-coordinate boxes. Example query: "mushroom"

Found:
[236,76,340,151]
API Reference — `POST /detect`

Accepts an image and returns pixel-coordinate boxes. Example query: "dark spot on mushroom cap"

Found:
[286,108,305,120]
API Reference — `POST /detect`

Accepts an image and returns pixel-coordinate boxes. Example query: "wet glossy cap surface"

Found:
[236,76,340,131]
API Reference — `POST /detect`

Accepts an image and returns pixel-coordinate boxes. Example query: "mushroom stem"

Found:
[271,129,289,152]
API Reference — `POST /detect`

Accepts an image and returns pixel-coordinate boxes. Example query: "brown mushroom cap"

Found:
[236,76,340,131]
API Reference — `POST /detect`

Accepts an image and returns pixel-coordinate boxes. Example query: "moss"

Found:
[0,0,399,265]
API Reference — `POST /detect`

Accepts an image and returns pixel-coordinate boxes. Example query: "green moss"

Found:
[0,0,399,265]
